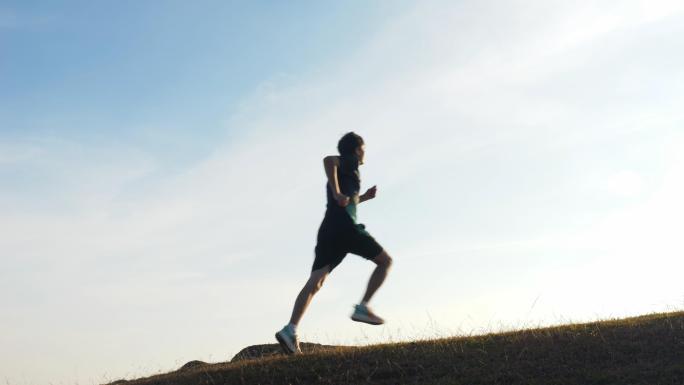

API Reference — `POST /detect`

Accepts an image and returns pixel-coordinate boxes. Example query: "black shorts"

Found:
[312,215,384,273]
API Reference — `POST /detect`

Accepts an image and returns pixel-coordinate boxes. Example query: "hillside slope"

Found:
[107,311,684,385]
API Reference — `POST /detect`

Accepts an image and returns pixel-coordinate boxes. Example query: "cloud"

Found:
[0,140,42,164]
[596,170,645,197]
[2,1,684,384]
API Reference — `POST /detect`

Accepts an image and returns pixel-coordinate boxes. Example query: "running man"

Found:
[276,132,393,355]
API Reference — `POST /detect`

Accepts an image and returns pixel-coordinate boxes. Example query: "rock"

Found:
[231,342,341,362]
[178,360,209,372]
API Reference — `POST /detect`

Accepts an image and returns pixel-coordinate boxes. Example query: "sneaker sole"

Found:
[351,315,384,325]
[275,332,296,355]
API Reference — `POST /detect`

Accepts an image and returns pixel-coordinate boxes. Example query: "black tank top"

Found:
[324,154,361,222]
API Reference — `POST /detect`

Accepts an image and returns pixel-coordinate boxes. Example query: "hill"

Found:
[105,310,684,385]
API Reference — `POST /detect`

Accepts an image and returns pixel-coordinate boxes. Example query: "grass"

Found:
[106,310,684,385]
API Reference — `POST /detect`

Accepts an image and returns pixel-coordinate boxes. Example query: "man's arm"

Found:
[359,185,377,203]
[323,156,349,207]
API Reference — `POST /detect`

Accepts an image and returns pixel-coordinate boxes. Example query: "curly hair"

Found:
[337,132,364,156]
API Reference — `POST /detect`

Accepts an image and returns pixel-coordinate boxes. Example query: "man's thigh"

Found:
[347,228,384,262]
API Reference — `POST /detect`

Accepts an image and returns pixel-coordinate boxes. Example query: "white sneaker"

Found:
[351,304,385,325]
[275,326,301,355]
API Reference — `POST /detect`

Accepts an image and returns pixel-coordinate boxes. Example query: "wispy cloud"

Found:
[2,1,684,384]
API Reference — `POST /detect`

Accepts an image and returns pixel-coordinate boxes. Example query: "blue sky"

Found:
[1,1,405,163]
[2,1,684,384]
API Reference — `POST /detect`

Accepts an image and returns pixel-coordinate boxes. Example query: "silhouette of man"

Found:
[276,132,393,354]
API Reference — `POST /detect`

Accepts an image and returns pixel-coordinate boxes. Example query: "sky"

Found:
[1,1,684,384]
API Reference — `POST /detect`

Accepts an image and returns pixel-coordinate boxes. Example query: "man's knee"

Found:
[374,250,393,268]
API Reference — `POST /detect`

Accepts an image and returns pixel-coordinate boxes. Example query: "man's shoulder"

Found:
[324,155,340,165]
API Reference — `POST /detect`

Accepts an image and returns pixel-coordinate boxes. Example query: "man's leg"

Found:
[351,250,392,325]
[277,265,330,354]
[289,265,330,326]
[361,250,392,304]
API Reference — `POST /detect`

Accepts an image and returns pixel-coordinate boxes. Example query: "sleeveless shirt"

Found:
[324,154,361,223]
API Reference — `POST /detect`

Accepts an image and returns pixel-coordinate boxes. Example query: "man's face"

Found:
[356,144,366,165]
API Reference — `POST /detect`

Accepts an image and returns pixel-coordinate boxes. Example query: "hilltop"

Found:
[106,310,684,385]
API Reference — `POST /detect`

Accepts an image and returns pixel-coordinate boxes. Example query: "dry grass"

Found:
[106,310,684,385]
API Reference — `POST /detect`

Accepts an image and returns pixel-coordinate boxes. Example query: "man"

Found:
[275,132,393,355]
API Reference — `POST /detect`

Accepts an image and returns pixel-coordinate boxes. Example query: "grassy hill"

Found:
[107,310,684,385]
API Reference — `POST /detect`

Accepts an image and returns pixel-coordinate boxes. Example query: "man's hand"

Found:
[335,192,350,207]
[361,185,377,202]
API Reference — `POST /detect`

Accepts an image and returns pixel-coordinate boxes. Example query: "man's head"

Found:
[337,132,365,165]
